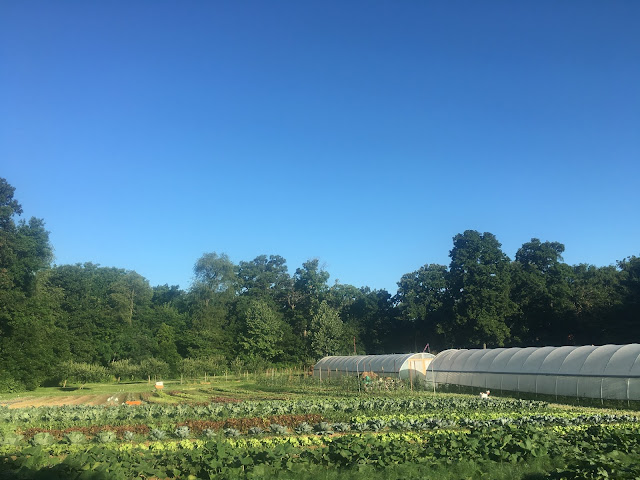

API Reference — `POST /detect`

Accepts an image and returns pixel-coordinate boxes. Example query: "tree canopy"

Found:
[1,177,638,392]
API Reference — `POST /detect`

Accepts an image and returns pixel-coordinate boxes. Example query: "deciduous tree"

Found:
[445,230,515,347]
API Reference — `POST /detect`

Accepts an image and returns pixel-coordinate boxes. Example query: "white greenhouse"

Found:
[426,344,640,401]
[313,353,435,381]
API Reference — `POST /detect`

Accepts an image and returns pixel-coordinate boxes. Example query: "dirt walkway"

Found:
[2,394,117,409]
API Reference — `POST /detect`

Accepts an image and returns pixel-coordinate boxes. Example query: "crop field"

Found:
[1,377,640,479]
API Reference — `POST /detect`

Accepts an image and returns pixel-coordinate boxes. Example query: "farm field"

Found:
[1,376,640,479]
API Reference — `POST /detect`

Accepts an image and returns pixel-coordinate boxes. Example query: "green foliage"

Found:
[179,356,227,378]
[310,301,343,358]
[193,252,237,295]
[1,390,640,480]
[58,361,110,387]
[108,359,139,382]
[0,433,24,445]
[239,299,284,362]
[445,230,516,347]
[0,371,25,393]
[138,357,169,380]
[149,428,166,440]
[30,432,55,446]
[63,432,86,444]
[174,426,190,439]
[269,423,289,435]
[395,264,448,348]
[95,431,117,443]
[0,173,639,390]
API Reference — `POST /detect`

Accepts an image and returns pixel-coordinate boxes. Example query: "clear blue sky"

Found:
[2,1,639,294]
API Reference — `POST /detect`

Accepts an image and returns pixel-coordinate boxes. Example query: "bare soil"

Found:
[2,394,122,409]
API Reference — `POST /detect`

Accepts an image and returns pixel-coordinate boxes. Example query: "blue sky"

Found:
[2,1,639,293]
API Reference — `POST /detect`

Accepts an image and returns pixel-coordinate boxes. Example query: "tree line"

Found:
[1,178,639,391]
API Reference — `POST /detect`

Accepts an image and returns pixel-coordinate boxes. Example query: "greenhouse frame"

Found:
[313,353,435,381]
[426,344,640,401]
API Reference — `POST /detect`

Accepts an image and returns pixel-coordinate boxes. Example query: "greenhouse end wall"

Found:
[426,344,640,401]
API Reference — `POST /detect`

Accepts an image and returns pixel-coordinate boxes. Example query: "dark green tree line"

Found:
[1,178,639,392]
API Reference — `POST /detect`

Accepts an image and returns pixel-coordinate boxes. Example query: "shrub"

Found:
[58,361,110,388]
[109,359,139,382]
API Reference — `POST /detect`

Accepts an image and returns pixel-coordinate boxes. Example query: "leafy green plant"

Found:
[95,431,117,443]
[30,432,56,446]
[203,428,217,439]
[295,422,314,434]
[174,426,190,439]
[269,424,288,435]
[332,422,350,432]
[0,432,24,445]
[150,428,167,440]
[314,422,333,435]
[63,431,86,444]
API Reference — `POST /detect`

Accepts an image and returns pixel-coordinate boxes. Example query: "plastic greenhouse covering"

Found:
[426,344,640,400]
[313,353,435,380]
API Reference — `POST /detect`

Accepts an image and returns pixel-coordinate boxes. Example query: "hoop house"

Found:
[313,353,435,381]
[427,344,640,401]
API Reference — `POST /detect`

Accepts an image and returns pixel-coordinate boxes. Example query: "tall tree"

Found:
[0,178,60,390]
[567,264,624,345]
[238,299,284,362]
[445,230,515,347]
[510,239,573,345]
[617,256,640,342]
[309,301,343,358]
[185,253,238,359]
[193,252,238,300]
[287,259,330,339]
[395,264,448,351]
[237,254,291,311]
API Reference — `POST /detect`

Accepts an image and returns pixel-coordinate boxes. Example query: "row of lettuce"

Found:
[2,396,549,425]
[2,412,639,447]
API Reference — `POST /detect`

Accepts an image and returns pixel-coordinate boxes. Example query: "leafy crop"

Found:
[30,432,55,446]
[1,393,639,479]
[95,431,117,443]
[149,428,166,441]
[63,432,86,444]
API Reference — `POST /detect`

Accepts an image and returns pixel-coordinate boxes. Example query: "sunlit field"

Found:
[2,373,640,480]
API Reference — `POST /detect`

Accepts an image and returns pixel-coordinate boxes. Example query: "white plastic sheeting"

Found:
[313,353,435,380]
[426,345,640,400]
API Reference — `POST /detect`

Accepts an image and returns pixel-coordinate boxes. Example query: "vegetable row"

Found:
[2,424,639,480]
